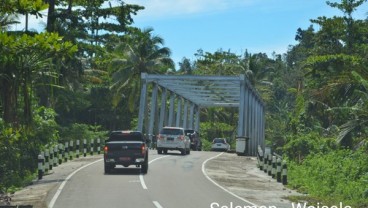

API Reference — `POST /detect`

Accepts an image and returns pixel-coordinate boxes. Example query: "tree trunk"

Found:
[1,80,18,125]
[23,75,32,125]
[46,0,56,32]
[68,0,73,14]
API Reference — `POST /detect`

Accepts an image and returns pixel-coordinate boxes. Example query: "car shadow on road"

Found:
[104,167,143,175]
[160,152,187,156]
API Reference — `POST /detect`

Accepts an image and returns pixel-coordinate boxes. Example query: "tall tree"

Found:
[0,33,77,125]
[109,27,174,112]
[286,0,368,145]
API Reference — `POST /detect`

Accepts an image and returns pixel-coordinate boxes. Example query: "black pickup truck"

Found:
[103,131,149,174]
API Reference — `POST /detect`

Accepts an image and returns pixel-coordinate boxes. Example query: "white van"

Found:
[157,127,191,155]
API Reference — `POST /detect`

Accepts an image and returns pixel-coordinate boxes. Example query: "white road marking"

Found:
[140,155,170,190]
[149,155,170,164]
[153,201,163,208]
[139,174,148,189]
[201,153,259,207]
[48,159,103,208]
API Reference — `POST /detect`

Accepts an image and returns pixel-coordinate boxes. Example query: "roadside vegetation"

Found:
[0,0,367,206]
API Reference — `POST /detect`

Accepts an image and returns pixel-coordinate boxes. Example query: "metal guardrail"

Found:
[257,145,287,185]
[37,138,103,180]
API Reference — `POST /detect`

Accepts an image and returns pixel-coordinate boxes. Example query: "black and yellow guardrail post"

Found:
[69,140,73,160]
[256,147,288,186]
[44,150,49,174]
[90,139,94,155]
[53,145,58,167]
[282,161,288,185]
[257,146,263,171]
[38,154,44,180]
[271,155,276,179]
[277,157,282,182]
[263,154,268,173]
[76,140,80,158]
[267,154,272,176]
[49,147,53,170]
[58,144,63,164]
[83,139,87,157]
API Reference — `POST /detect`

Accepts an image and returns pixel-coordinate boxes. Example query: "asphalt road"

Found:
[11,151,299,208]
[48,151,257,208]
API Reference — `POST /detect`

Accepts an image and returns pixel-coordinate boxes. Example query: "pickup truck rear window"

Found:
[108,134,143,142]
[160,128,183,135]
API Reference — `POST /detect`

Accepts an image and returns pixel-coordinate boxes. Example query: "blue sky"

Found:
[15,0,367,66]
[124,0,367,65]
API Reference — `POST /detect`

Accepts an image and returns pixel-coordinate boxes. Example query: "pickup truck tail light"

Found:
[141,144,146,155]
[178,135,184,140]
[104,146,108,153]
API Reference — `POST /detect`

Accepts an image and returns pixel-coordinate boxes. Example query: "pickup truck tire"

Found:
[141,157,148,174]
[104,164,112,174]
[157,149,162,154]
[181,149,186,155]
[163,149,168,154]
[187,149,190,155]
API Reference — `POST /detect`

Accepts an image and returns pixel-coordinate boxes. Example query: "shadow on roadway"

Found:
[104,167,143,175]
[159,152,187,157]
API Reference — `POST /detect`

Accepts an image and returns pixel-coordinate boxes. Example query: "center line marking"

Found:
[153,201,163,208]
[140,155,169,190]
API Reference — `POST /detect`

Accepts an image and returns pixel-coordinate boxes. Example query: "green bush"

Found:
[283,133,336,162]
[202,139,212,151]
[288,148,368,207]
[57,123,108,153]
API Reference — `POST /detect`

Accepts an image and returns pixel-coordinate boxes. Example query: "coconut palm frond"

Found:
[337,120,359,143]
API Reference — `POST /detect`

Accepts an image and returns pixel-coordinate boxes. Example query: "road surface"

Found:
[49,151,258,208]
[11,151,299,208]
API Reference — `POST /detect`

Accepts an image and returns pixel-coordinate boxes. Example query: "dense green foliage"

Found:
[289,147,368,207]
[0,0,368,206]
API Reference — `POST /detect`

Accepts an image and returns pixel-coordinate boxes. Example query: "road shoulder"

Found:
[205,152,301,208]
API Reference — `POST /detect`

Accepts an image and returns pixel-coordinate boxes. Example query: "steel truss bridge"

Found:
[137,73,265,156]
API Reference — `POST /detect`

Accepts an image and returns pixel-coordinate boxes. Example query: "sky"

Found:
[13,0,368,67]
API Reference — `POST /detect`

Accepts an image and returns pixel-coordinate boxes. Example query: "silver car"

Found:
[211,138,230,152]
[157,127,191,155]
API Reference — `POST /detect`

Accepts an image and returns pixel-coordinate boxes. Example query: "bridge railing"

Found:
[37,138,103,180]
[257,145,287,185]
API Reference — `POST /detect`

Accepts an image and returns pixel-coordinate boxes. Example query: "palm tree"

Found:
[109,27,174,111]
[333,71,368,147]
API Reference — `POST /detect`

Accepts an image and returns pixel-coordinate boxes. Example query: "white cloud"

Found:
[125,0,255,20]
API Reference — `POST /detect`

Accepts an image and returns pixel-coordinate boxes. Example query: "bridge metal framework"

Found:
[137,73,265,156]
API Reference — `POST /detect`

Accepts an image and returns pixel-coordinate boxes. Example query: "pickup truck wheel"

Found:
[181,149,186,155]
[157,149,162,154]
[141,160,148,174]
[163,149,168,154]
[187,149,190,155]
[104,164,112,174]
